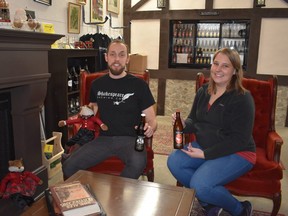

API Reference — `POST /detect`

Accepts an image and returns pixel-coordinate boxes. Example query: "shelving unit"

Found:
[45,49,100,145]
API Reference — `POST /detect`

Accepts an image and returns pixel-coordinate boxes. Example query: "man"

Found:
[62,39,157,180]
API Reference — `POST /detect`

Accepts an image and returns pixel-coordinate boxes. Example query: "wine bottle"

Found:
[67,68,73,92]
[71,67,79,91]
[135,113,146,152]
[173,111,184,149]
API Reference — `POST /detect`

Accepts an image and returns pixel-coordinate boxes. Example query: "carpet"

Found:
[191,200,285,216]
[153,116,174,155]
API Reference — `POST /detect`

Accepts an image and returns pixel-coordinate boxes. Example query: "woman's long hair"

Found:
[208,48,246,95]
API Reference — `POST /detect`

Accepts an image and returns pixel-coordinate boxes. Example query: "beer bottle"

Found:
[135,113,146,152]
[173,111,184,149]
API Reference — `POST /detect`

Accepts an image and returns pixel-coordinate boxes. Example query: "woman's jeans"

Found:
[167,142,253,216]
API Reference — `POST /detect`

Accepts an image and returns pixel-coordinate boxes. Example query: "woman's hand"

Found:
[171,112,186,128]
[182,143,205,159]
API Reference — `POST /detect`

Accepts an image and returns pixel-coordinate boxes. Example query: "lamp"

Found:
[255,0,265,7]
[157,0,166,8]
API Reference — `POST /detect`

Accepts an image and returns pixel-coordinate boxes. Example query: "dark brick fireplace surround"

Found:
[0,29,62,213]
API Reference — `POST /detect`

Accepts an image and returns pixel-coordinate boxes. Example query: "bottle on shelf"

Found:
[173,110,184,149]
[70,66,79,91]
[135,113,146,152]
[67,68,73,92]
[84,58,90,73]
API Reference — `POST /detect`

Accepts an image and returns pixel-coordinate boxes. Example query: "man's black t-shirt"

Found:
[89,73,155,136]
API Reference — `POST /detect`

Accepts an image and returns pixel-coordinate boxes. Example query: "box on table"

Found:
[41,132,64,179]
[127,54,147,74]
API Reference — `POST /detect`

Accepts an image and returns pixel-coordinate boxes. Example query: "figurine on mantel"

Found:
[12,8,41,31]
[0,0,11,29]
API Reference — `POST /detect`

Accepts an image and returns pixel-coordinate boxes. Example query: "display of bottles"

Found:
[135,113,146,152]
[173,111,184,149]
[67,68,73,92]
[170,20,249,69]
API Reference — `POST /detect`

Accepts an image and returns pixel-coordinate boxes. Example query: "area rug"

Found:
[153,116,174,155]
[191,200,285,216]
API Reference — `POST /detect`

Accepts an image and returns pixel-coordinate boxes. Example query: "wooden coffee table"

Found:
[22,170,195,216]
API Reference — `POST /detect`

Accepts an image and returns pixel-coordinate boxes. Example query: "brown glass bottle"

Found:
[173,111,184,149]
[135,113,146,152]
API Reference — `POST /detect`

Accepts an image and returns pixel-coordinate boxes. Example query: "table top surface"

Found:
[22,170,195,216]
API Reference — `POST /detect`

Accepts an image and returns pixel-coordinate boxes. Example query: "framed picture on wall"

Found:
[90,0,104,22]
[107,0,120,14]
[34,0,52,6]
[68,3,81,34]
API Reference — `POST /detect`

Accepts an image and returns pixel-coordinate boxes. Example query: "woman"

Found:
[167,48,256,216]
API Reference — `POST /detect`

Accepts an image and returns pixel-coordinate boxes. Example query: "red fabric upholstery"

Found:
[189,72,284,215]
[69,70,154,182]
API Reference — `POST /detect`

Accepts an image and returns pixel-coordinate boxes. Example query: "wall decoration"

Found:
[34,0,52,6]
[90,0,104,22]
[68,2,81,34]
[107,0,119,14]
[77,0,87,5]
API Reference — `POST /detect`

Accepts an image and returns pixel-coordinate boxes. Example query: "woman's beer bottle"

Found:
[173,111,184,149]
[135,113,146,152]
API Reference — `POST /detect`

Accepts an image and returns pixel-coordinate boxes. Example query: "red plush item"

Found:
[0,159,42,199]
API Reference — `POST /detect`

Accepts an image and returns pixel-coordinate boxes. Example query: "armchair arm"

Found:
[266,131,283,163]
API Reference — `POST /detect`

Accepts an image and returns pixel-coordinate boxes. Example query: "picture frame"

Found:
[34,0,52,6]
[90,0,104,23]
[68,2,81,34]
[107,0,120,14]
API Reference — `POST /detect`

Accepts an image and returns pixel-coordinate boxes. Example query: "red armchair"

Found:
[68,70,154,182]
[182,72,284,215]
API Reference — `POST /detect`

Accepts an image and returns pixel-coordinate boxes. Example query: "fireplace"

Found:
[0,29,62,209]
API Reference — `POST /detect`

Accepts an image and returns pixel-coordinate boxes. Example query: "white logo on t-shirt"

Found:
[113,93,134,105]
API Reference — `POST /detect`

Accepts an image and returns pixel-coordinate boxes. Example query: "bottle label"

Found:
[175,131,183,144]
[68,80,72,87]
[135,136,145,151]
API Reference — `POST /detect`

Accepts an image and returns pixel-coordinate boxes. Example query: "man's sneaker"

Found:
[241,201,253,216]
[202,204,223,216]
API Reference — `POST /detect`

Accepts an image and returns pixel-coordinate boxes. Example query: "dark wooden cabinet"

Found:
[45,49,100,145]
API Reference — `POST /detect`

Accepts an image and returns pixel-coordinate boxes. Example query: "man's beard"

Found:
[108,64,126,76]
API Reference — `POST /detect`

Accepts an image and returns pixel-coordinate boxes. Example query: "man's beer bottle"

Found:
[135,113,146,152]
[173,111,184,149]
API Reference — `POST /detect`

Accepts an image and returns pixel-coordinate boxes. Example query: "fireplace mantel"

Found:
[0,29,62,213]
[0,29,62,89]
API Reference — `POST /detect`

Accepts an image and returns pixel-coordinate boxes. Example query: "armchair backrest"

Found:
[196,72,278,150]
[79,70,150,106]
